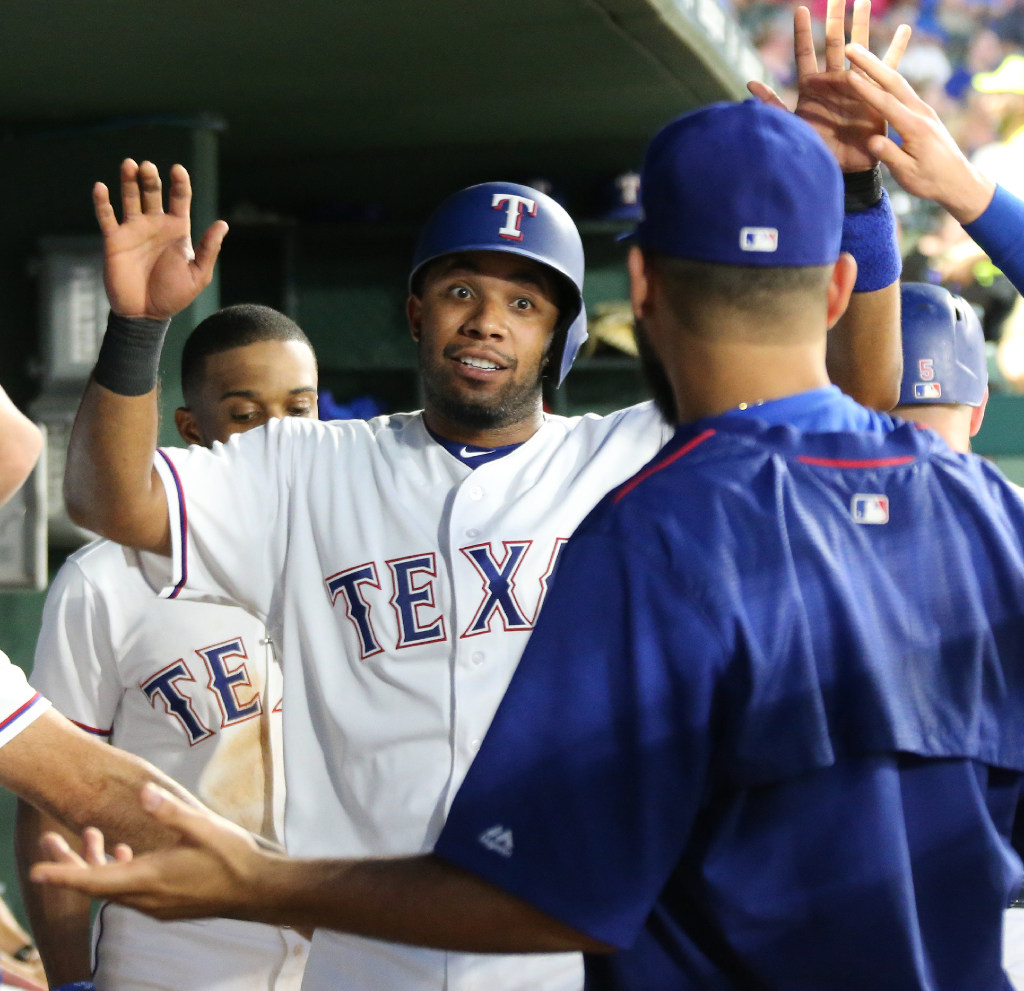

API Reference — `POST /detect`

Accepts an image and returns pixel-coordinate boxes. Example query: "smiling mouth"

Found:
[457,356,503,371]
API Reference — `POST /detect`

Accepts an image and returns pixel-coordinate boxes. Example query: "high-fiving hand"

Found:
[95,159,229,320]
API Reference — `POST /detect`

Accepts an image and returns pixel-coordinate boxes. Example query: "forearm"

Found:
[827,279,901,411]
[15,801,92,985]
[64,377,169,554]
[0,386,42,508]
[240,852,609,955]
[0,711,194,851]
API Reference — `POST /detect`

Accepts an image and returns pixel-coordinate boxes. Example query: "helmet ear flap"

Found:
[409,182,587,385]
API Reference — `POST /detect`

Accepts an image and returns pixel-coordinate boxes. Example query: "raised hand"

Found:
[839,43,997,223]
[748,0,910,172]
[95,159,229,320]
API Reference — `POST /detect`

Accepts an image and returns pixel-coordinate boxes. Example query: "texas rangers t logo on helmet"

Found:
[492,193,537,241]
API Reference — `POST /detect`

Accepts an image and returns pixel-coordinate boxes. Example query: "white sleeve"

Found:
[152,420,293,619]
[0,651,50,749]
[30,559,122,736]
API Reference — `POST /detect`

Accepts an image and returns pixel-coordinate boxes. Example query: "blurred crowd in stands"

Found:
[739,0,1024,391]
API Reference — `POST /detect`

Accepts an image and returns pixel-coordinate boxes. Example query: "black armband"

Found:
[92,312,171,396]
[844,165,884,213]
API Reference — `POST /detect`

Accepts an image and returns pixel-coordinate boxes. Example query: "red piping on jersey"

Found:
[157,449,189,599]
[72,719,111,737]
[796,455,916,468]
[613,429,716,504]
[0,692,42,733]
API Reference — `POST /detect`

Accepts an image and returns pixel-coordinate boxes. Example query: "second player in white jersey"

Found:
[30,541,308,990]
[19,304,319,991]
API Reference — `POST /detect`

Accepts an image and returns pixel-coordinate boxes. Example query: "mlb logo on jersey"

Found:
[739,227,779,253]
[851,493,889,525]
[913,382,942,400]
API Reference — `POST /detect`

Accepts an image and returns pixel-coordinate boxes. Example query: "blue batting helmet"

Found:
[409,182,587,386]
[898,282,987,407]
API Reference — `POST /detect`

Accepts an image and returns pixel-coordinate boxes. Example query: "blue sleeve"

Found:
[434,528,727,949]
[964,184,1024,296]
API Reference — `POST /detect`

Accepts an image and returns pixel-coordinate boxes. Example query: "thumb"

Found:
[192,220,229,283]
[139,783,207,840]
[865,134,904,170]
[747,80,788,111]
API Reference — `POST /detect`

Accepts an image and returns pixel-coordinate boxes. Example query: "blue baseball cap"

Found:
[629,101,843,267]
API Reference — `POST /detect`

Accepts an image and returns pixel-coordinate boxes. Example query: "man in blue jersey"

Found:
[32,102,1024,991]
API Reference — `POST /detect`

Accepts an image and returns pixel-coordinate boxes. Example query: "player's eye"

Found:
[289,403,314,418]
[512,296,534,311]
[230,409,260,423]
[446,284,473,300]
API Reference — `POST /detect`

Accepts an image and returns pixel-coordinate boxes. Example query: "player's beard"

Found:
[417,346,546,431]
[633,318,678,424]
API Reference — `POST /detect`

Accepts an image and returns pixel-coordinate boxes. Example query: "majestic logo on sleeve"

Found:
[492,193,537,241]
[478,824,514,858]
[851,494,890,525]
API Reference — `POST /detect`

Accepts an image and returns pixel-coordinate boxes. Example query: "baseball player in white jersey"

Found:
[56,12,902,981]
[0,378,253,991]
[17,305,314,990]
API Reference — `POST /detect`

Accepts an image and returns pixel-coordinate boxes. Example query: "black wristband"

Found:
[92,312,171,396]
[844,165,883,213]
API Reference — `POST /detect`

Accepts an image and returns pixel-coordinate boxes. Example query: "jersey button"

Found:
[469,485,484,500]
[466,528,480,538]
[471,651,485,666]
[470,739,482,753]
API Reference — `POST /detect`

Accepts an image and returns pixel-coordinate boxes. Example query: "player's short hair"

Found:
[180,304,315,404]
[645,252,832,333]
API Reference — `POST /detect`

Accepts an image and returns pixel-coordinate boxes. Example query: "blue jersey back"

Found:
[437,410,1024,991]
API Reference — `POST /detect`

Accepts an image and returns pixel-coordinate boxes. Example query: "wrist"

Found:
[92,311,171,396]
[944,166,997,226]
[843,165,883,213]
[840,188,901,292]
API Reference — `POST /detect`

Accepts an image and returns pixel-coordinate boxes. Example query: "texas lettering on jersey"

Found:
[141,635,270,745]
[324,537,569,659]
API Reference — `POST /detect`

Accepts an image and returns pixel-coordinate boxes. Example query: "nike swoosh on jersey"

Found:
[460,447,496,458]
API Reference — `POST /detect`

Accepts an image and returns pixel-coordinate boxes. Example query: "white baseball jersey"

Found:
[31,539,309,991]
[152,401,671,991]
[0,650,49,749]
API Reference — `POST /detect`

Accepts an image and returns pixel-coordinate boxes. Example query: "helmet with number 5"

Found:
[409,182,587,386]
[898,282,987,407]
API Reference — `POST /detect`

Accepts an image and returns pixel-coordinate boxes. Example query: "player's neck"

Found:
[669,338,829,423]
[421,405,545,449]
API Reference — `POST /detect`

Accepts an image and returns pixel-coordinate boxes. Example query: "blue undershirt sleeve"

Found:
[963,184,1024,297]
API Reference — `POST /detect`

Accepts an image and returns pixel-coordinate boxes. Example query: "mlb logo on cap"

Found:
[740,227,779,253]
[913,382,942,400]
[851,494,890,525]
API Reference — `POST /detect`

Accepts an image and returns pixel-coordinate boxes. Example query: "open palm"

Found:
[748,0,910,173]
[96,160,228,320]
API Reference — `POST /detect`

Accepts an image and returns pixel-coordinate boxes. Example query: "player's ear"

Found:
[970,387,990,438]
[174,407,202,446]
[826,253,858,330]
[407,295,423,343]
[627,246,652,321]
